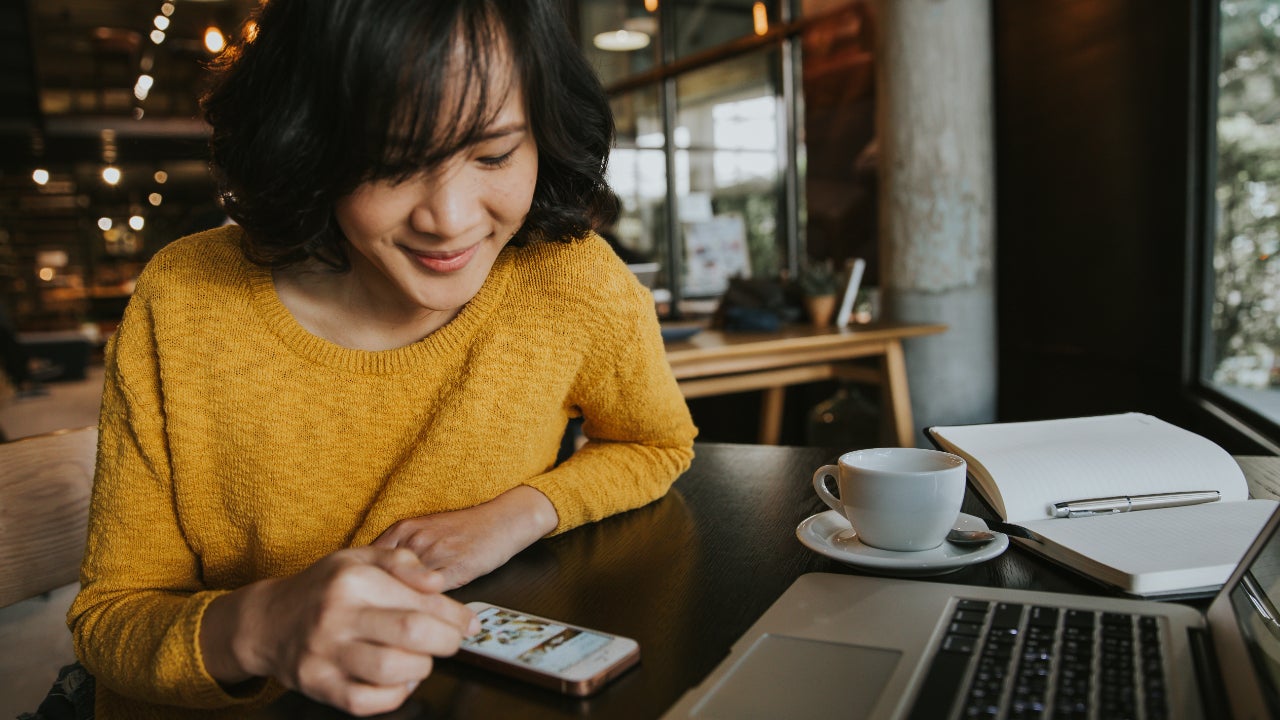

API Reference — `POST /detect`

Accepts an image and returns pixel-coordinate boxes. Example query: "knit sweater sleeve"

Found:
[523,246,697,534]
[67,259,275,709]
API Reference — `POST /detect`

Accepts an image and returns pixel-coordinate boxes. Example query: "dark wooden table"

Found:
[261,441,1157,720]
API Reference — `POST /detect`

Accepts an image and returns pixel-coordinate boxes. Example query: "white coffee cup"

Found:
[812,447,967,552]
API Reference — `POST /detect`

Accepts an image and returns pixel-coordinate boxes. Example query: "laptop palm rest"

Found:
[690,634,902,719]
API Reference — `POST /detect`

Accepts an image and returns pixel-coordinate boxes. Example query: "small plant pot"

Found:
[804,294,837,328]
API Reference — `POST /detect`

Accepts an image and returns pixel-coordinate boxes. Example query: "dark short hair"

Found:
[202,0,617,270]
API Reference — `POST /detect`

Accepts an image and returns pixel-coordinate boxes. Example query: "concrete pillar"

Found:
[875,0,997,444]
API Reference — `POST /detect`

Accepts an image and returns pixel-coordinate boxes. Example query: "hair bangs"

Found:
[369,5,515,183]
[208,0,616,270]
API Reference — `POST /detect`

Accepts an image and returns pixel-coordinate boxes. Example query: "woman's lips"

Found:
[405,243,480,273]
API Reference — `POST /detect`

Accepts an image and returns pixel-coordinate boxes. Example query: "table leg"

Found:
[883,340,915,447]
[759,386,785,445]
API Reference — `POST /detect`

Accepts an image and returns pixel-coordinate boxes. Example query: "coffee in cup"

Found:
[812,447,967,552]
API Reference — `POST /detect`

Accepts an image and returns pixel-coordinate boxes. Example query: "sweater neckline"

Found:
[247,247,513,374]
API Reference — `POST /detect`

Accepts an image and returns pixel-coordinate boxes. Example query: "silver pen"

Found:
[1049,490,1221,518]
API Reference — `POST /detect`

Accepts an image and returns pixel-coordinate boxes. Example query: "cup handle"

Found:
[812,465,843,513]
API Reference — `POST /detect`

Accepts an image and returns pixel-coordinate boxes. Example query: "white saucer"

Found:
[796,511,1009,576]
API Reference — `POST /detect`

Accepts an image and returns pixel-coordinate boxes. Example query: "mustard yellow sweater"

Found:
[69,225,696,718]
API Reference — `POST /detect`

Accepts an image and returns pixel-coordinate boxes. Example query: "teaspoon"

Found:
[946,528,997,546]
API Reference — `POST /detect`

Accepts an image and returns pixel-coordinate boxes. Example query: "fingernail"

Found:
[468,617,481,635]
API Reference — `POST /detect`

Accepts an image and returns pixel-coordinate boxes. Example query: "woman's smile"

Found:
[402,243,482,274]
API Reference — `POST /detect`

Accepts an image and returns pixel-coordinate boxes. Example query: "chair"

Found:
[0,426,97,608]
[0,426,96,719]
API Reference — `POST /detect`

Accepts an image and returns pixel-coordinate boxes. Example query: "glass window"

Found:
[799,1,876,275]
[577,1,870,310]
[1205,1,1280,429]
[672,0,782,59]
[675,49,784,296]
[607,87,669,280]
[577,1,661,88]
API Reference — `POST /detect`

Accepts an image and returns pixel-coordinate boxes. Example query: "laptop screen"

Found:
[1226,508,1280,717]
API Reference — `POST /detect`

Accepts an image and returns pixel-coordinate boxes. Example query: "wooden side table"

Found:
[664,322,948,446]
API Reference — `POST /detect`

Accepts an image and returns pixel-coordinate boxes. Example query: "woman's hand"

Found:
[371,485,559,589]
[201,546,479,717]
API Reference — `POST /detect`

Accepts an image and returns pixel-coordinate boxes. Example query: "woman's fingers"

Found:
[305,548,478,641]
[249,546,480,716]
[337,639,437,687]
[361,548,480,634]
[350,605,473,657]
[369,546,448,595]
[306,673,420,718]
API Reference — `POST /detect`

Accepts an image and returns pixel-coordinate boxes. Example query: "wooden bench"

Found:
[0,426,96,718]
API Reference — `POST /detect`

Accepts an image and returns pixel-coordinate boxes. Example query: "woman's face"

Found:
[334,66,537,317]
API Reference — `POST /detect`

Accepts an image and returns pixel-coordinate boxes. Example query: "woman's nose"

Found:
[409,170,485,239]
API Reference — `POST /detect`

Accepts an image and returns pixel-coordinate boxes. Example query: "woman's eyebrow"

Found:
[473,123,528,142]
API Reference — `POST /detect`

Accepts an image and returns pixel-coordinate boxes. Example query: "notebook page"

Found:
[934,413,1248,523]
[1021,499,1278,594]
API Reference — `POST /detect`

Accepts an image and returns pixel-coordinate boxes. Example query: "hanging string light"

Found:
[752,2,768,36]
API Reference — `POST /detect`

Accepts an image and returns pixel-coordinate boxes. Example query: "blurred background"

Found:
[0,0,878,332]
[1,0,255,334]
[1,0,1277,452]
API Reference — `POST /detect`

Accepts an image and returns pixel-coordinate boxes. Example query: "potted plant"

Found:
[795,259,839,328]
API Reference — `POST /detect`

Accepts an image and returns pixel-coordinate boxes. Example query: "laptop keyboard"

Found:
[907,599,1168,720]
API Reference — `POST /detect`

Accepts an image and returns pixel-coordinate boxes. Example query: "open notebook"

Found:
[926,413,1277,597]
[662,504,1280,720]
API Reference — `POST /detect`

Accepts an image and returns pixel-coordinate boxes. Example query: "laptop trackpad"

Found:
[691,634,902,720]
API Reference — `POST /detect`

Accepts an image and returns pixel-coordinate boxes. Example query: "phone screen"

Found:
[462,607,614,674]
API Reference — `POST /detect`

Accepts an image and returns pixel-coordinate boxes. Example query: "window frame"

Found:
[577,0,855,311]
[1184,0,1280,454]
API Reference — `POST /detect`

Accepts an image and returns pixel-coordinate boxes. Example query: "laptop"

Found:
[662,506,1280,720]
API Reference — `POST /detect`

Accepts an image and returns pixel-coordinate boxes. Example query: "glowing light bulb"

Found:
[134,74,154,101]
[592,29,650,52]
[32,168,49,185]
[102,167,121,185]
[752,2,768,36]
[98,217,113,231]
[129,215,145,231]
[205,26,226,54]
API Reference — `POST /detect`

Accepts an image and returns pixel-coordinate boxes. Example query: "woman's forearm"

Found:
[492,484,560,544]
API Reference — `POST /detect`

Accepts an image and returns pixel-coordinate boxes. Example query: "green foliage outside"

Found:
[1213,0,1280,388]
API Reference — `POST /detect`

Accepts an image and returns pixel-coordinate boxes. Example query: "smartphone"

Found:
[455,602,640,696]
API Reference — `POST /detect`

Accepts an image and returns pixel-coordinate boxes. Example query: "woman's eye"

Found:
[478,149,516,168]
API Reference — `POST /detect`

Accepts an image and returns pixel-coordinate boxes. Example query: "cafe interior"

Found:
[1,0,1278,453]
[1,0,1275,453]
[2,0,1280,717]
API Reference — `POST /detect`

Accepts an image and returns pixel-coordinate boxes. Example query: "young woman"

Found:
[62,1,696,717]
